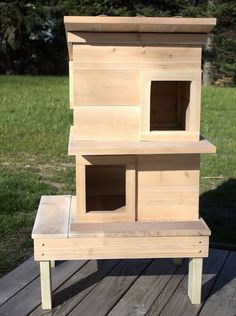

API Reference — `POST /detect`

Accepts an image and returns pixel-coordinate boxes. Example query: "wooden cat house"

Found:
[32,16,216,309]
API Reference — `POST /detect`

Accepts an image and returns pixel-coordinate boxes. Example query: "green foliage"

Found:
[0,1,235,83]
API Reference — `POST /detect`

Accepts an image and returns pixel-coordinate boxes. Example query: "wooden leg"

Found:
[40,261,52,310]
[172,258,183,266]
[50,260,55,268]
[188,258,203,304]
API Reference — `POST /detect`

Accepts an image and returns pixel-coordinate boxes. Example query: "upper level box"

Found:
[64,16,216,142]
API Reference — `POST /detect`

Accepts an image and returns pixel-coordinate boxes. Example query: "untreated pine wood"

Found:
[188,258,203,304]
[137,154,200,221]
[34,236,209,261]
[68,127,216,155]
[69,217,211,238]
[69,61,74,107]
[64,16,216,33]
[31,195,71,239]
[73,105,140,141]
[73,69,139,106]
[72,46,201,72]
[40,261,52,310]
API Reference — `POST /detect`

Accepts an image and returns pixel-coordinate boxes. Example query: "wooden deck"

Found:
[0,248,235,316]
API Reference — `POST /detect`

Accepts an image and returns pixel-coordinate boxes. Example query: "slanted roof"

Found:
[64,16,216,34]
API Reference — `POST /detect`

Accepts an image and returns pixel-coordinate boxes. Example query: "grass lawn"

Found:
[0,75,235,277]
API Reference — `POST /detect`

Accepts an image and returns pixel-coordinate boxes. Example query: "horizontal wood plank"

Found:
[68,127,216,155]
[32,195,71,239]
[70,218,210,238]
[73,106,139,140]
[64,16,216,33]
[34,236,209,260]
[73,69,139,106]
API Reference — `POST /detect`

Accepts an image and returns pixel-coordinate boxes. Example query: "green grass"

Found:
[0,75,235,276]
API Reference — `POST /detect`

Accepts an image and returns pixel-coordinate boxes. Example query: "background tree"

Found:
[0,0,235,85]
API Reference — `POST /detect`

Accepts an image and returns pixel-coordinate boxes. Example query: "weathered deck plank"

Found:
[0,260,87,316]
[145,261,188,315]
[107,258,178,316]
[30,259,120,315]
[68,259,152,316]
[0,257,39,306]
[0,249,235,316]
[157,249,229,316]
[199,251,236,316]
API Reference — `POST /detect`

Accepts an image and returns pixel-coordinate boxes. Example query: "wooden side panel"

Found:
[34,236,209,260]
[73,45,200,63]
[73,106,139,140]
[73,69,139,106]
[137,154,200,221]
[139,131,199,142]
[187,80,201,132]
[69,61,74,108]
[73,45,201,72]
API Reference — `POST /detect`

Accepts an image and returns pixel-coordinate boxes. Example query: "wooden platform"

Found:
[0,248,235,316]
[68,127,216,155]
[32,195,210,261]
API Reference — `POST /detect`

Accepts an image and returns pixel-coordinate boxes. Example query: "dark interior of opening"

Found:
[86,165,126,211]
[150,81,190,131]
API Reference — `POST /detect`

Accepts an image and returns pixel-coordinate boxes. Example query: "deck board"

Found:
[199,251,236,316]
[68,259,151,316]
[157,249,229,316]
[0,249,235,316]
[0,260,87,316]
[0,257,39,306]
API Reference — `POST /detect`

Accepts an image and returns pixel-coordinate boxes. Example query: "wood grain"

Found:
[34,236,209,260]
[137,154,200,221]
[73,69,139,106]
[32,195,71,238]
[68,127,216,155]
[73,105,139,141]
[70,218,210,238]
[64,16,216,33]
[107,259,177,316]
[67,259,152,316]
